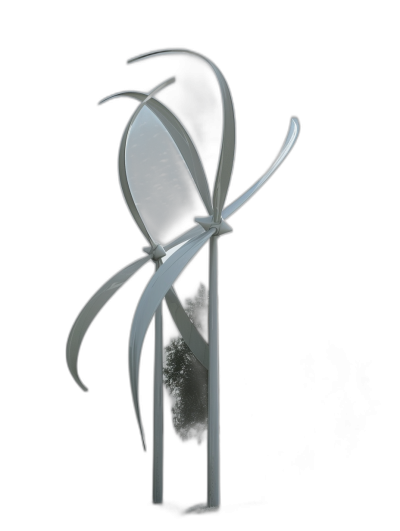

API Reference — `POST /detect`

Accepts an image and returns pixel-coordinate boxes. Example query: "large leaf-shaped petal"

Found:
[222,117,300,219]
[125,105,208,244]
[129,228,216,449]
[66,255,151,391]
[100,87,212,221]
[127,49,235,223]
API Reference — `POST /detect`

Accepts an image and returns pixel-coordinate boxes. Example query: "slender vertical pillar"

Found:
[153,260,163,503]
[208,235,220,507]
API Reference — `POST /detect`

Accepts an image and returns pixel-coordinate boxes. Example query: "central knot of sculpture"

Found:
[143,244,167,261]
[194,215,233,236]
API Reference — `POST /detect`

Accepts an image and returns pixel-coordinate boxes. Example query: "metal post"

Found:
[153,260,163,503]
[208,235,220,507]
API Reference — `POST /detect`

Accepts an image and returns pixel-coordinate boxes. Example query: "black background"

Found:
[28,7,393,525]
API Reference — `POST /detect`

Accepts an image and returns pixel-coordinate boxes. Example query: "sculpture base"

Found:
[152,502,265,519]
[181,505,221,516]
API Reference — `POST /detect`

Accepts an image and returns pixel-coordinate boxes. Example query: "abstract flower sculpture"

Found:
[67,48,300,509]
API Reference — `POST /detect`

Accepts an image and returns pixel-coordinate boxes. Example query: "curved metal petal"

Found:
[66,255,151,391]
[129,228,216,450]
[100,90,213,217]
[127,49,235,223]
[117,78,177,246]
[222,117,300,219]
[165,287,209,369]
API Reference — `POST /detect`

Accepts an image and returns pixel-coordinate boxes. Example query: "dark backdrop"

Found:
[31,10,391,522]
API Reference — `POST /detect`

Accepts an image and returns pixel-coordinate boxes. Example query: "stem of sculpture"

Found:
[153,259,163,503]
[208,234,220,507]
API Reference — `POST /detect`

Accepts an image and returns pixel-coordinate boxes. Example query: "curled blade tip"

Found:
[127,50,166,64]
[127,48,191,64]
[70,374,89,392]
[74,376,89,392]
[156,76,176,90]
[295,118,300,134]
[98,94,114,105]
[141,424,147,450]
[66,352,89,392]
[127,53,148,64]
[98,92,129,105]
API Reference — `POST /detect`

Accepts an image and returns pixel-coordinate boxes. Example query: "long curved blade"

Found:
[223,117,300,219]
[165,287,209,369]
[65,244,207,390]
[66,255,151,391]
[127,49,235,223]
[100,90,213,216]
[129,228,216,449]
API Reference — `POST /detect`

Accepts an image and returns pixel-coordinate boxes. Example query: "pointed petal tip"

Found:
[70,375,89,392]
[291,116,300,128]
[66,352,89,391]
[98,92,125,105]
[75,378,89,392]
[127,54,145,64]
[98,95,111,105]
[67,365,89,393]
[140,429,147,451]
[126,50,172,64]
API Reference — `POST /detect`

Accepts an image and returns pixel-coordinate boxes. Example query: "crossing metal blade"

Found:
[66,255,151,391]
[222,117,300,219]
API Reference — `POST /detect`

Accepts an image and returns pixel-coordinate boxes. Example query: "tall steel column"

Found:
[153,260,163,503]
[208,235,220,508]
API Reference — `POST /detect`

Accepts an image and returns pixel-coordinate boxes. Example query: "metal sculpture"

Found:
[67,48,300,509]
